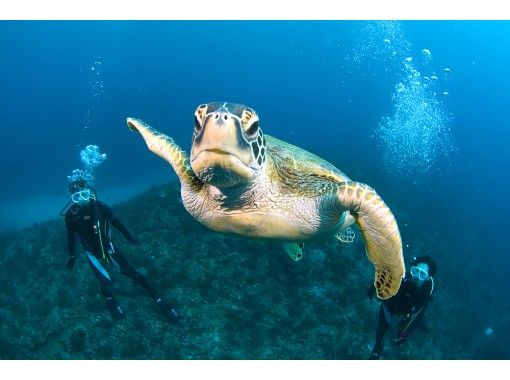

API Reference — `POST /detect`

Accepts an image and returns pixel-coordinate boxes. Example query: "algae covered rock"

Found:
[0,182,484,359]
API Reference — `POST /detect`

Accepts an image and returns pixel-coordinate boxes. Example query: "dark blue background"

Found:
[1,21,509,239]
[1,21,509,242]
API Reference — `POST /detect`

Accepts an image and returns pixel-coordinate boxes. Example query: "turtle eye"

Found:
[194,115,203,133]
[246,121,259,137]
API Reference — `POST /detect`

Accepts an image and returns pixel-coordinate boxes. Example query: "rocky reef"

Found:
[0,182,507,359]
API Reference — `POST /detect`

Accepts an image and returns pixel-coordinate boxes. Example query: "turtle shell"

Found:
[265,135,351,197]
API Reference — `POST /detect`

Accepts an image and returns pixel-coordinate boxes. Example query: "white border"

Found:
[1,360,509,379]
[1,0,509,20]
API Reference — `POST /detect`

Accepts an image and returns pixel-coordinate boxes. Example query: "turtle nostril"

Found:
[214,114,219,119]
[223,114,228,120]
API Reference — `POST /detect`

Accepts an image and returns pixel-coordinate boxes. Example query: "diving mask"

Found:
[410,265,429,281]
[71,188,96,204]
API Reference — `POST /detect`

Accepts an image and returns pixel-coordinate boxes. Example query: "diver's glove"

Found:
[129,237,141,246]
[66,256,76,270]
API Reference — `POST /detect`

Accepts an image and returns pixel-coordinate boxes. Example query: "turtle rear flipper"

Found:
[335,227,356,243]
[282,242,304,261]
[337,181,404,299]
[126,118,202,191]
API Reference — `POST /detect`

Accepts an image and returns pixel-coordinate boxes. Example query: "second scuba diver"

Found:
[367,255,437,359]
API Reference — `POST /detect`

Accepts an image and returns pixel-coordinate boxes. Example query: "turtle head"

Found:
[190,102,267,188]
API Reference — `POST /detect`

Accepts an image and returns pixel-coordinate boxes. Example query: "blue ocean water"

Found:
[1,20,509,358]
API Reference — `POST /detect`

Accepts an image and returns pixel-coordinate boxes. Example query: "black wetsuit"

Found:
[65,200,178,321]
[369,273,434,357]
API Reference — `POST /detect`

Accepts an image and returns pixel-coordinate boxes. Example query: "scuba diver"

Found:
[63,178,179,322]
[367,255,437,359]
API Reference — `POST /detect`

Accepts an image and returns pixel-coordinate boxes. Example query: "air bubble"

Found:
[68,145,107,187]
[80,145,107,170]
[345,21,454,176]
[89,56,104,99]
[346,21,412,76]
[375,46,453,175]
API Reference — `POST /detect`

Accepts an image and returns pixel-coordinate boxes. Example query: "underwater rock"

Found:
[0,181,503,359]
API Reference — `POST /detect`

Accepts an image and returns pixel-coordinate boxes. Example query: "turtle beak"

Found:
[191,112,256,187]
[191,148,255,187]
[191,111,254,167]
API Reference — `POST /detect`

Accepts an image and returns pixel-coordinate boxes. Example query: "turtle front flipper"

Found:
[126,118,202,191]
[337,181,404,299]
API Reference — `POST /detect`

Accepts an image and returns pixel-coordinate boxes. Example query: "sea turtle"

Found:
[126,102,404,299]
